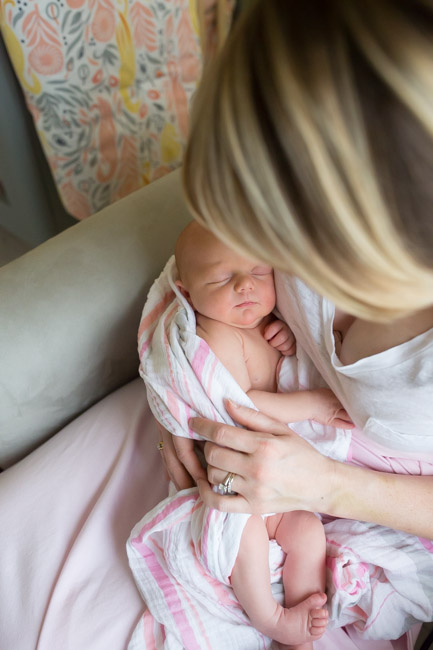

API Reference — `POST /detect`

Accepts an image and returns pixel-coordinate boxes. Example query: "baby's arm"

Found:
[259,319,353,428]
[248,388,354,429]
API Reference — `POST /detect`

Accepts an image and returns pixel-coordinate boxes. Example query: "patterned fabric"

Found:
[0,0,203,219]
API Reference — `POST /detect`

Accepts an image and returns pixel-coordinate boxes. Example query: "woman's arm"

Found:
[326,456,433,539]
[189,402,433,540]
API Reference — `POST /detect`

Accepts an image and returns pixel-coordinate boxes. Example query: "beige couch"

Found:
[0,169,191,469]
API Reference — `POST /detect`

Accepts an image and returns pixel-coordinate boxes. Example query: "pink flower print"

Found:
[139,103,148,119]
[109,75,119,87]
[164,13,174,42]
[130,3,157,52]
[61,182,91,220]
[28,101,41,124]
[147,89,160,101]
[24,5,64,76]
[152,165,172,182]
[176,7,201,83]
[46,3,61,21]
[29,41,63,75]
[78,108,90,126]
[91,0,116,43]
[66,0,86,8]
[94,96,118,183]
[92,69,104,84]
[165,59,189,138]
[113,136,141,201]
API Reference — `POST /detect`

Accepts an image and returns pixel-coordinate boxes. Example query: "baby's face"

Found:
[177,226,276,329]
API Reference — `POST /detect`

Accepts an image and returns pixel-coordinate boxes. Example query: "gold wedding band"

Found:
[218,471,236,495]
[157,441,164,451]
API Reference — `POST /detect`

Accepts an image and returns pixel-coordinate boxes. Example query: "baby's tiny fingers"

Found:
[268,331,290,346]
[338,409,354,425]
[263,321,284,340]
[278,340,297,356]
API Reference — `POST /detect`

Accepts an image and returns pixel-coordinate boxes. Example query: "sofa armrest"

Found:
[0,170,191,467]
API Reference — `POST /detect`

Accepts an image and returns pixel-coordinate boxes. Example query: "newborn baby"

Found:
[174,222,353,650]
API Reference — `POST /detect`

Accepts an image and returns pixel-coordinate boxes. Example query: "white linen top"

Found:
[275,272,433,455]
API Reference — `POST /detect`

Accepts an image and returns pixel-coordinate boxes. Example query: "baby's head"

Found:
[175,221,276,329]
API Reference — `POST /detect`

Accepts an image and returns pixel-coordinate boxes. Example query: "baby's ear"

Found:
[175,280,192,304]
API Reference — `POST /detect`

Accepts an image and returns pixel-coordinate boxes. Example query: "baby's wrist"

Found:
[308,389,330,420]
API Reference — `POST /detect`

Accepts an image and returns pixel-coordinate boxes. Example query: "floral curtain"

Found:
[0,0,205,219]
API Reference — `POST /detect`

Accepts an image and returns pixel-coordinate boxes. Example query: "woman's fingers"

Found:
[225,400,292,436]
[190,404,302,512]
[156,422,196,490]
[173,435,207,483]
[195,476,253,513]
[190,403,290,452]
[206,464,245,491]
[191,402,337,514]
[190,415,256,453]
[190,404,291,485]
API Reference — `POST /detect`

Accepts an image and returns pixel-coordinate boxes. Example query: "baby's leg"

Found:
[270,510,328,650]
[230,514,327,648]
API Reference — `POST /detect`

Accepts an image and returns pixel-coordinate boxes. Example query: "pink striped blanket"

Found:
[128,256,433,648]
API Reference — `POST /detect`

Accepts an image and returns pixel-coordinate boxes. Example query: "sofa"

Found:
[0,169,191,650]
[0,169,428,650]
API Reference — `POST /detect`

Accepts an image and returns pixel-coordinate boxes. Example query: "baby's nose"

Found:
[234,274,254,292]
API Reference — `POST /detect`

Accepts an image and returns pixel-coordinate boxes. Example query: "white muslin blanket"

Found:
[127,257,433,649]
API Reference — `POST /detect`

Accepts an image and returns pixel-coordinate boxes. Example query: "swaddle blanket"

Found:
[128,256,433,649]
[136,256,347,456]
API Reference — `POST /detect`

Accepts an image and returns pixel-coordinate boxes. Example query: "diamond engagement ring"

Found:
[217,472,236,495]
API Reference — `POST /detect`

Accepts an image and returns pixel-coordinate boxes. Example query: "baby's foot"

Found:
[254,593,328,648]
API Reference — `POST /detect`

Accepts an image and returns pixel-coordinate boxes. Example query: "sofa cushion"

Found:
[0,169,191,467]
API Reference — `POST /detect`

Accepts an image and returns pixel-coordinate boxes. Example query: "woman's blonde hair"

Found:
[183,0,433,321]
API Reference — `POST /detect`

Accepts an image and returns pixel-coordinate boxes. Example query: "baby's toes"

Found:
[310,608,328,638]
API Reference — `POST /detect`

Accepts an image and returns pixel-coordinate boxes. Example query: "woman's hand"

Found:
[155,421,207,491]
[189,401,336,514]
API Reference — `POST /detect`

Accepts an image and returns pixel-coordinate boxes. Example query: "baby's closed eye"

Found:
[252,266,273,276]
[206,276,232,285]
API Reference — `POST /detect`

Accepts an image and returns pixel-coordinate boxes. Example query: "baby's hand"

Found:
[264,319,296,356]
[311,388,355,429]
